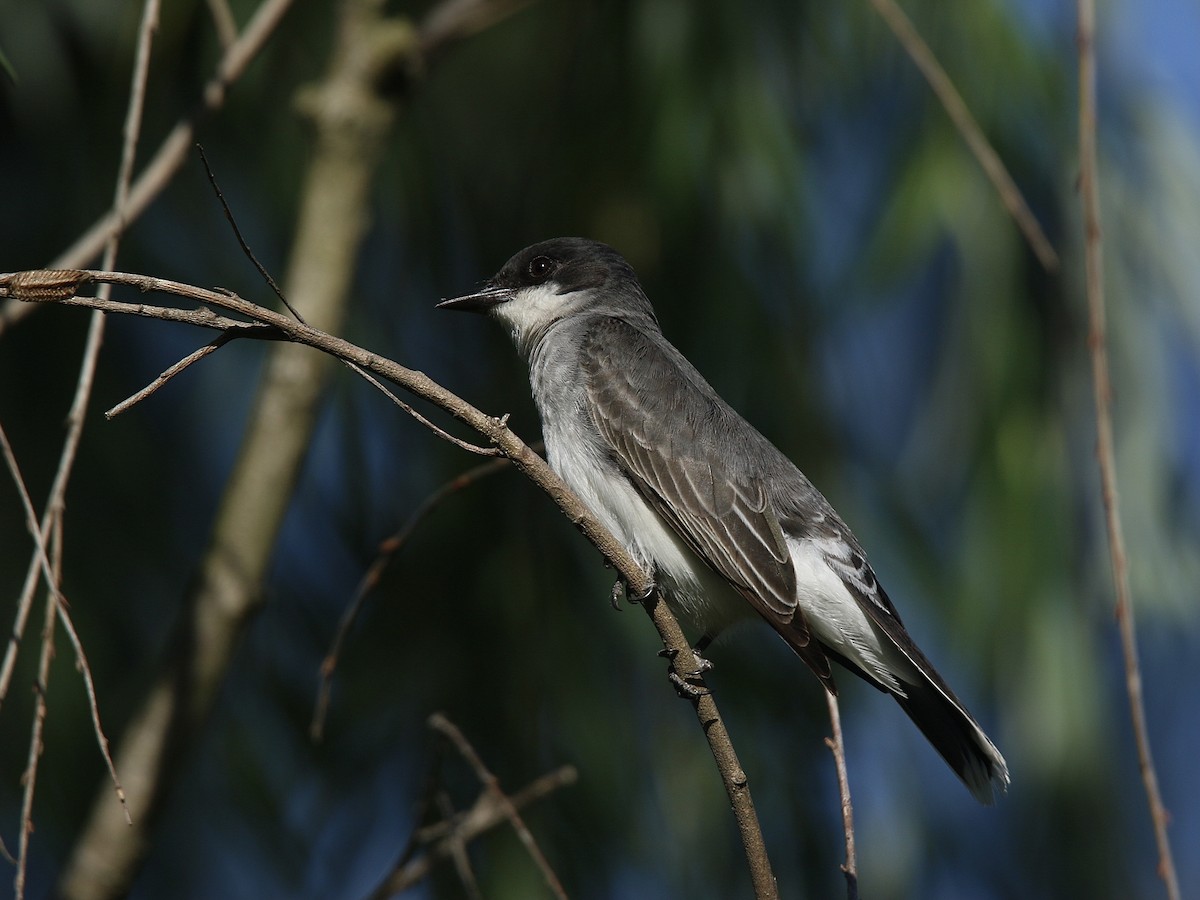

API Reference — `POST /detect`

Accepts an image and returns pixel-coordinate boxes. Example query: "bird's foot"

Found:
[659,646,713,699]
[668,671,709,699]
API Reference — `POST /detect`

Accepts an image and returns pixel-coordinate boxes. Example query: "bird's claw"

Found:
[668,670,710,699]
[609,574,658,610]
[632,577,657,604]
[659,646,713,698]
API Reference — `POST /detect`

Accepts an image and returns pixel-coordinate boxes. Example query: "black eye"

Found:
[527,255,555,282]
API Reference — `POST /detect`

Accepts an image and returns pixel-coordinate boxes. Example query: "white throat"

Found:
[492,283,574,357]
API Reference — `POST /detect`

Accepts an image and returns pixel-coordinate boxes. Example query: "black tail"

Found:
[821,641,1009,804]
[893,674,1009,804]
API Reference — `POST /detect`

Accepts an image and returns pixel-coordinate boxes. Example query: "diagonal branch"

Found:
[869,0,1059,272]
[106,329,260,418]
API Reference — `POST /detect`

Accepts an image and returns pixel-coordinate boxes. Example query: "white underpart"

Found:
[787,536,916,694]
[549,431,724,616]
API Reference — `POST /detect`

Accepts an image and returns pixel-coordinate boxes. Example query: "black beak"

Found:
[436,282,512,313]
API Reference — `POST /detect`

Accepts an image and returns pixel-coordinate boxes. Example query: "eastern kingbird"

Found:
[439,237,1009,803]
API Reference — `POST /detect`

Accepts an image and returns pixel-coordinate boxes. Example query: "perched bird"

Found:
[439,237,1008,803]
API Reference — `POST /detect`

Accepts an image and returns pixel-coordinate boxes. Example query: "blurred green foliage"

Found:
[1,1,1197,898]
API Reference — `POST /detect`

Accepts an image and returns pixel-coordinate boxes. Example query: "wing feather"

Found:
[580,318,807,628]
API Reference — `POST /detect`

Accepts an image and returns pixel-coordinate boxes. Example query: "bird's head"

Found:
[438,237,657,356]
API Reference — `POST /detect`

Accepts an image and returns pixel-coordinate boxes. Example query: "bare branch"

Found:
[106,330,246,418]
[370,764,579,899]
[6,271,501,460]
[108,0,159,258]
[196,144,298,320]
[17,587,58,900]
[51,603,131,825]
[1075,3,1180,898]
[196,142,504,452]
[0,421,130,833]
[823,692,858,900]
[341,364,501,456]
[869,0,1059,272]
[435,792,484,900]
[428,713,568,900]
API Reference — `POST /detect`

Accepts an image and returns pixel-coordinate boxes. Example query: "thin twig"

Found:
[311,453,519,740]
[1,427,57,898]
[0,421,131,827]
[35,295,276,331]
[106,330,244,418]
[9,118,134,900]
[109,0,159,245]
[428,713,569,900]
[1075,3,1180,898]
[869,0,1059,272]
[342,364,501,456]
[370,764,578,899]
[52,605,131,823]
[0,513,40,711]
[435,792,484,900]
[823,691,858,900]
[5,272,504,454]
[16,571,59,900]
[196,144,299,320]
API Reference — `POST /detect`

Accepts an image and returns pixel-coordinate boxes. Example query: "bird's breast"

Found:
[531,384,740,631]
